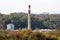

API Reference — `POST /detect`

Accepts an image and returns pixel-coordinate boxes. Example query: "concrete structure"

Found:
[33,29,56,32]
[28,5,31,29]
[7,24,14,30]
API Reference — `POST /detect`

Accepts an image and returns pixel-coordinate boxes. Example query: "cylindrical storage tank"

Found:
[7,24,14,30]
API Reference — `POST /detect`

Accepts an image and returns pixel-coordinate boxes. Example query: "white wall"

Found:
[7,24,14,30]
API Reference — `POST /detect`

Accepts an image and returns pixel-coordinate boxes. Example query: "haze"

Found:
[0,0,60,14]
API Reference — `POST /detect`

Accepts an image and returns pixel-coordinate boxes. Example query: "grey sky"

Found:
[0,0,60,14]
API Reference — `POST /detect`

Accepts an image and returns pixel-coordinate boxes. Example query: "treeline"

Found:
[0,30,58,40]
[0,12,60,29]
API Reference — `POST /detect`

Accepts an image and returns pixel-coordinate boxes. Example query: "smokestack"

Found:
[28,5,31,29]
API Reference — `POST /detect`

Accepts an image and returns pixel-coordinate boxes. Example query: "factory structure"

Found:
[6,5,55,32]
[7,24,14,30]
[7,5,31,30]
[28,5,31,30]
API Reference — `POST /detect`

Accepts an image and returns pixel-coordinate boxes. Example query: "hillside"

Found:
[0,12,60,30]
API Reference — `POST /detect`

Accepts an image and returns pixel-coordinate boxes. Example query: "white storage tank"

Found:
[7,24,14,30]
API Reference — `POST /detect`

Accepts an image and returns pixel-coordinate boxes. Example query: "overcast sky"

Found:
[0,0,60,14]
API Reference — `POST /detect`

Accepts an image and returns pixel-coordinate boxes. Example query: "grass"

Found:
[0,29,60,40]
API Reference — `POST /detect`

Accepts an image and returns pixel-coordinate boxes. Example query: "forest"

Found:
[0,12,60,40]
[0,12,60,30]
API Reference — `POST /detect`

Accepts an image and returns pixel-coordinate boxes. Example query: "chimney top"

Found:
[28,5,31,8]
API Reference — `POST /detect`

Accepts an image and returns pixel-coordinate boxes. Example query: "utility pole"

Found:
[28,5,31,29]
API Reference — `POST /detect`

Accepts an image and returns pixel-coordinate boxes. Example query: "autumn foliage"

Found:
[0,30,58,40]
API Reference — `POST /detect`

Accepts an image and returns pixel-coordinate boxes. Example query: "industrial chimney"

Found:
[28,5,31,29]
